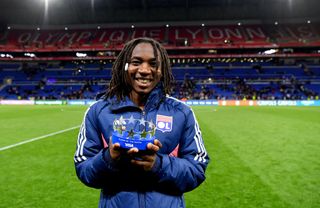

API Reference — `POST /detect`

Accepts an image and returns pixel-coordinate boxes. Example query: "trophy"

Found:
[112,115,156,150]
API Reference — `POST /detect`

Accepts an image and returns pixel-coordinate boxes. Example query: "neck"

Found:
[129,91,148,110]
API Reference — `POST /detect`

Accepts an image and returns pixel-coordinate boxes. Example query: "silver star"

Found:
[128,115,135,124]
[139,118,146,125]
[119,116,126,125]
[148,120,155,129]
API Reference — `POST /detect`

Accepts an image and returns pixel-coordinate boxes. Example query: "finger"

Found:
[131,158,154,171]
[139,154,154,162]
[109,137,120,149]
[154,139,162,148]
[127,147,139,155]
[113,142,121,150]
[147,143,160,152]
[131,158,149,166]
[109,142,121,160]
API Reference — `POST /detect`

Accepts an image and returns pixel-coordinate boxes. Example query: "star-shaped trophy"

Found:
[112,115,156,150]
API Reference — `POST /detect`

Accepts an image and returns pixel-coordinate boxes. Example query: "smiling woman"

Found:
[74,37,209,208]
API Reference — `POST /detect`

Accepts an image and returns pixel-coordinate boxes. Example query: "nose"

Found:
[138,62,152,74]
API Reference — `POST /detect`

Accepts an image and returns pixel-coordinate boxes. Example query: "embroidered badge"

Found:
[156,114,173,132]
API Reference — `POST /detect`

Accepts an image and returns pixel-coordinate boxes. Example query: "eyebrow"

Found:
[130,56,157,61]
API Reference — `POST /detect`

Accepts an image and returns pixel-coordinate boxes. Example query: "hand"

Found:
[109,137,140,161]
[130,139,162,171]
[108,137,122,160]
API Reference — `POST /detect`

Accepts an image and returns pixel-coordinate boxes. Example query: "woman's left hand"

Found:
[130,139,162,171]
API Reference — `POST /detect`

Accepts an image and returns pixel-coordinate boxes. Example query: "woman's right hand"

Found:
[109,137,139,160]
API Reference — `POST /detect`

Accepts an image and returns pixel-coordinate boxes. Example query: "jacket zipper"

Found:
[141,109,146,131]
[139,110,146,208]
[138,192,146,208]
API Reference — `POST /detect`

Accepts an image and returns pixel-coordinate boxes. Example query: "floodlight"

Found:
[76,52,87,58]
[263,49,278,55]
[24,53,36,58]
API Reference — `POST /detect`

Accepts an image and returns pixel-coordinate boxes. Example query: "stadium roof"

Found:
[1,0,320,27]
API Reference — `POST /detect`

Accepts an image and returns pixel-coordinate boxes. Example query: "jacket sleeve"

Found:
[74,105,119,189]
[152,107,209,194]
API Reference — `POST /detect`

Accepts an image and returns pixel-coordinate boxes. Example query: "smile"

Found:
[135,78,152,84]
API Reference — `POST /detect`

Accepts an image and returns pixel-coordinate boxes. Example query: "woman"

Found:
[74,37,209,208]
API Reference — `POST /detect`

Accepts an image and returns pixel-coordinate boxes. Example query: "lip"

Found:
[134,77,153,87]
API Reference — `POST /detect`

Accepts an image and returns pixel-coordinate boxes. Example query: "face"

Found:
[127,42,162,99]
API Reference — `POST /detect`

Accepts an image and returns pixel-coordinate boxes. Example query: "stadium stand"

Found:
[1,59,319,100]
[0,21,320,102]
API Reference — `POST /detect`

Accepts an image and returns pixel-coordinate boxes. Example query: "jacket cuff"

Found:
[150,153,162,174]
[101,148,120,172]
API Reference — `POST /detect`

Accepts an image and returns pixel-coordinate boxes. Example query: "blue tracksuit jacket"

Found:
[74,86,209,208]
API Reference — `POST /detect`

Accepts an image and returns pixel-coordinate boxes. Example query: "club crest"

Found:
[156,114,173,132]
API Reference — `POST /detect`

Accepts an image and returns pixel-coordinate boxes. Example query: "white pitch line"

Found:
[0,125,80,152]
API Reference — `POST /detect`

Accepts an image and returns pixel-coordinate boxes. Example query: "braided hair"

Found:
[106,37,174,100]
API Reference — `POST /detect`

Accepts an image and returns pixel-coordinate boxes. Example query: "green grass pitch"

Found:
[0,105,319,208]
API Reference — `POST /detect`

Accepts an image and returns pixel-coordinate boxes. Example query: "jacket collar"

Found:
[109,84,165,112]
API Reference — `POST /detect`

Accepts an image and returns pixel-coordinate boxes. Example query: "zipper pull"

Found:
[141,110,146,132]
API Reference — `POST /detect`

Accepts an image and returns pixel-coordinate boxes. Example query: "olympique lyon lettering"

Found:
[76,32,92,42]
[18,33,33,43]
[245,27,266,40]
[267,25,315,39]
[131,29,163,40]
[297,26,316,38]
[11,24,318,46]
[207,27,265,41]
[46,33,61,43]
[109,30,125,41]
[174,28,203,40]
[58,32,77,43]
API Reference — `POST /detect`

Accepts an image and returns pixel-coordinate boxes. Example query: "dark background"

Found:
[1,0,320,26]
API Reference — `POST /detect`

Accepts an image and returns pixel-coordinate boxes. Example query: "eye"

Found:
[130,60,141,66]
[150,61,158,68]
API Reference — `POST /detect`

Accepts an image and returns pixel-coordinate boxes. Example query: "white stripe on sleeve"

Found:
[74,107,91,163]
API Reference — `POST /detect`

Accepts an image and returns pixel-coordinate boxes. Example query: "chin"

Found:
[137,89,152,95]
[133,86,153,95]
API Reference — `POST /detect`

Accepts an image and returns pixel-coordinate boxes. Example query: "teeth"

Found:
[137,78,150,84]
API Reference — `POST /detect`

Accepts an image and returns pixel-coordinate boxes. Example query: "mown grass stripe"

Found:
[0,126,80,151]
